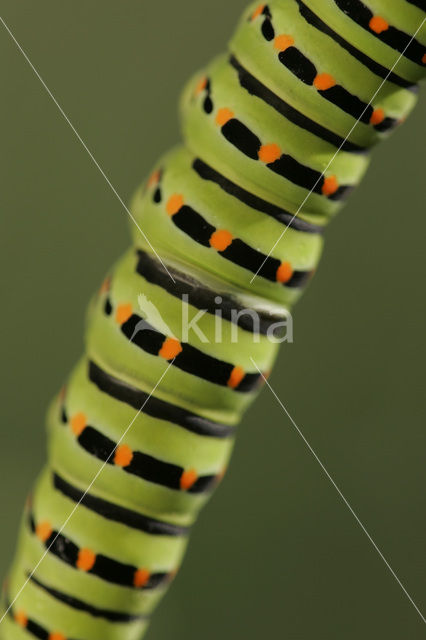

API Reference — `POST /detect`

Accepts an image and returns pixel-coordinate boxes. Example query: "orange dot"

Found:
[322,175,339,196]
[209,229,233,252]
[167,568,179,582]
[49,633,66,640]
[166,194,184,216]
[14,610,28,627]
[314,73,336,91]
[70,412,87,437]
[422,53,426,65]
[217,466,228,482]
[99,276,111,294]
[276,262,294,284]
[227,366,245,389]
[195,76,208,95]
[258,143,281,164]
[369,15,389,34]
[2,575,9,593]
[147,170,161,187]
[274,34,295,52]
[251,4,265,20]
[36,520,53,543]
[114,444,133,468]
[77,548,96,572]
[134,568,151,588]
[370,108,385,125]
[159,337,183,360]
[215,107,234,127]
[180,469,198,491]
[115,303,133,325]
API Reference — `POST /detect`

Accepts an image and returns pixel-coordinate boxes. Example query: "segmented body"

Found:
[2,1,425,638]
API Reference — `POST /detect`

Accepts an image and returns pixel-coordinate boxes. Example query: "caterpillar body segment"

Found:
[2,0,425,638]
[131,147,324,307]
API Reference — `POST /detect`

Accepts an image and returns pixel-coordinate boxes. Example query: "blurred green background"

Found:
[1,1,425,638]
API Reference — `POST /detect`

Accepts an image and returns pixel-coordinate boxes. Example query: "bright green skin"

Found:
[2,0,425,638]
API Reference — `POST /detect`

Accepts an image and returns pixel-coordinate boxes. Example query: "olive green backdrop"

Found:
[0,2,425,639]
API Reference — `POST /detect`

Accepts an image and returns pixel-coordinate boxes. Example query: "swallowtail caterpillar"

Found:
[2,0,425,638]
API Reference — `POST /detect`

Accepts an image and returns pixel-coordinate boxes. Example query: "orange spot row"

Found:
[134,568,151,588]
[77,548,96,572]
[251,3,265,21]
[216,107,234,127]
[369,15,389,34]
[166,194,184,216]
[115,299,184,363]
[71,413,134,468]
[276,262,294,284]
[271,28,391,133]
[274,34,294,52]
[422,53,426,65]
[159,337,183,360]
[314,73,336,91]
[227,366,245,389]
[33,517,96,578]
[258,143,281,163]
[257,144,340,200]
[14,612,66,640]
[180,469,198,491]
[70,412,87,437]
[209,229,233,251]
[322,175,339,196]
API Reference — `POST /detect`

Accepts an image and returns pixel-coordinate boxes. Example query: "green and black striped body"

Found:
[2,1,425,638]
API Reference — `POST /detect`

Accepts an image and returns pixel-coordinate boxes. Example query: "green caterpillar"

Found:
[2,0,425,638]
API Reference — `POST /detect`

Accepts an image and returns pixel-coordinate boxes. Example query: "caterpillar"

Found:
[2,0,425,638]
